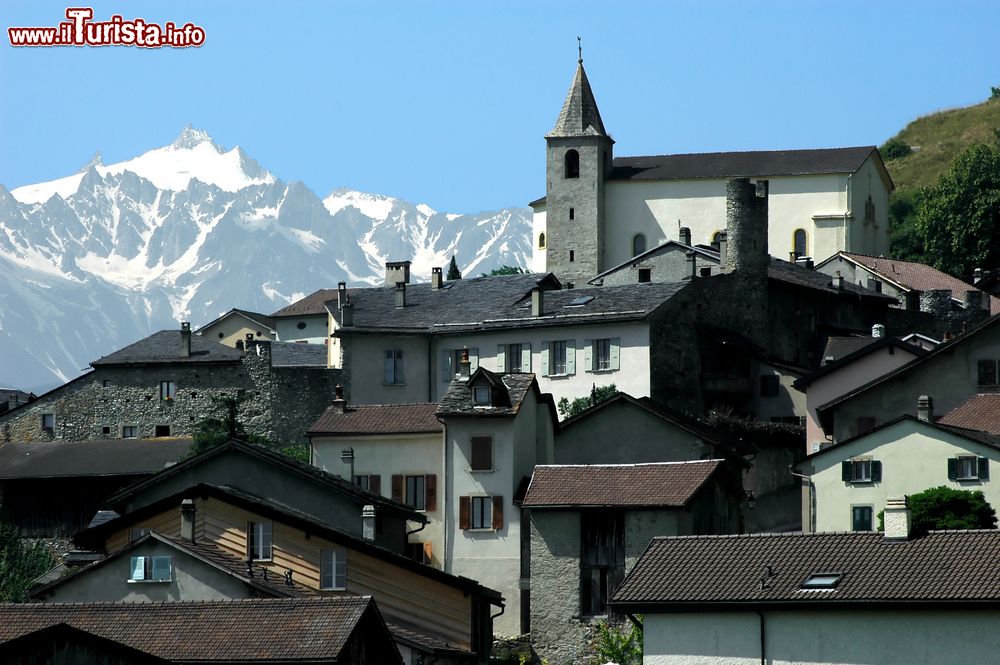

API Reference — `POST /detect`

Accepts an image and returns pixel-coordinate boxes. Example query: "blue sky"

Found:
[2,1,998,213]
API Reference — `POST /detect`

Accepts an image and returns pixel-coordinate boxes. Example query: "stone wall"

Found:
[597,245,718,287]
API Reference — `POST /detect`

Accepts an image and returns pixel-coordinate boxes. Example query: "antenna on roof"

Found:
[577,36,583,64]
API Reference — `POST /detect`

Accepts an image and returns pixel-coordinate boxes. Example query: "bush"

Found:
[880,138,912,161]
[991,86,1000,100]
[0,522,55,601]
[878,486,997,535]
[594,618,642,665]
[557,384,618,419]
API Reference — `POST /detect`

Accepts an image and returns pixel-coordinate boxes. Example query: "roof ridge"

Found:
[619,145,876,160]
[536,460,721,469]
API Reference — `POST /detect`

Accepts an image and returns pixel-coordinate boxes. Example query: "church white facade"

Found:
[530,59,893,280]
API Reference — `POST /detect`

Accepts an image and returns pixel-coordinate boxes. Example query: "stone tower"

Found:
[544,55,614,287]
[722,177,770,348]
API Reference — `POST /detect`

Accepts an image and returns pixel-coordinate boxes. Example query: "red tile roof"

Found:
[270,288,339,317]
[938,394,1000,435]
[0,597,384,661]
[841,252,1000,314]
[309,403,443,435]
[611,530,1000,607]
[522,461,722,508]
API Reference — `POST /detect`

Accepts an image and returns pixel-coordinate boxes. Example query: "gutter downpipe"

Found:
[789,465,815,533]
[442,423,451,574]
[757,610,767,665]
[845,172,852,250]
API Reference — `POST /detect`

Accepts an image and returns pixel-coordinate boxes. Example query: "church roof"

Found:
[547,61,609,138]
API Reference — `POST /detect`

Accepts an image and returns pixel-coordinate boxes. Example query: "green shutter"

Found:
[947,458,958,481]
[469,347,479,372]
[979,457,990,480]
[541,341,550,376]
[584,339,593,373]
[842,461,851,482]
[610,337,620,370]
[566,339,576,375]
[871,460,882,482]
[441,350,453,383]
[522,343,532,372]
[496,345,506,372]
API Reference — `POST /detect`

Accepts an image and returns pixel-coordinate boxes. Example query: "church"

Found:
[529,55,893,286]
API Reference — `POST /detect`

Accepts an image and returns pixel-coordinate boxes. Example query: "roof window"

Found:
[565,295,594,307]
[800,573,842,590]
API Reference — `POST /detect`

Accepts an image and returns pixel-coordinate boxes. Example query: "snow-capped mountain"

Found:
[0,127,533,392]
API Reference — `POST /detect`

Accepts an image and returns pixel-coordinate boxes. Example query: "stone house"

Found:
[0,323,342,445]
[794,405,1000,533]
[0,596,403,664]
[0,388,34,415]
[524,461,741,664]
[529,57,893,283]
[610,498,1000,665]
[195,307,276,348]
[815,312,1000,443]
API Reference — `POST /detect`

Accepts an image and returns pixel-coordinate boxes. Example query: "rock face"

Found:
[0,127,533,391]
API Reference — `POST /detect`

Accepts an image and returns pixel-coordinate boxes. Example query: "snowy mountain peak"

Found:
[79,151,103,172]
[172,125,218,150]
[323,188,398,221]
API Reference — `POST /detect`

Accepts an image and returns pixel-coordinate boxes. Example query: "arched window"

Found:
[793,229,807,258]
[711,231,722,249]
[632,233,647,257]
[565,150,580,179]
[538,232,546,249]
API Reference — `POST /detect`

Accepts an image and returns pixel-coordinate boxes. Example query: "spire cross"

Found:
[577,36,583,64]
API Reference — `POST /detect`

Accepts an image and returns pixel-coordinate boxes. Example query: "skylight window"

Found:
[565,295,594,307]
[800,573,842,590]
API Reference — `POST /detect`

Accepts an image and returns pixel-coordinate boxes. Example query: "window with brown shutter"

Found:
[369,475,381,496]
[391,475,403,503]
[492,496,504,530]
[459,496,471,529]
[425,474,437,511]
[471,437,493,471]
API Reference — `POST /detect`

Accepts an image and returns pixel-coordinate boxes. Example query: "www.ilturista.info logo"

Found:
[8,8,205,48]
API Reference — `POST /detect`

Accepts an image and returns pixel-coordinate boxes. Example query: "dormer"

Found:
[467,368,512,409]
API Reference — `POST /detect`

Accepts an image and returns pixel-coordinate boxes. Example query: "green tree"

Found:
[446,255,462,280]
[880,137,912,161]
[887,189,927,264]
[556,384,618,419]
[594,618,643,665]
[187,393,310,463]
[916,143,1000,278]
[480,265,526,277]
[0,521,55,601]
[878,486,997,535]
[991,85,1000,100]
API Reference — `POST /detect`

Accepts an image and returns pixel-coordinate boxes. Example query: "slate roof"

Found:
[270,341,327,367]
[196,308,276,333]
[91,331,243,366]
[589,240,722,284]
[437,371,535,417]
[271,288,339,317]
[833,252,1000,315]
[608,146,879,182]
[309,403,443,436]
[330,274,686,335]
[793,336,926,390]
[610,530,1000,609]
[0,596,380,661]
[821,336,878,363]
[547,61,609,138]
[0,439,191,479]
[938,394,1000,435]
[522,460,722,508]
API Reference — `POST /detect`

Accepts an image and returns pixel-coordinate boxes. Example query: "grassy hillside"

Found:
[882,96,1000,192]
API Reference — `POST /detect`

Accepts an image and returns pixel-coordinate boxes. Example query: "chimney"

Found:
[245,333,254,349]
[337,281,347,309]
[459,348,471,380]
[833,270,844,290]
[872,324,885,338]
[795,256,815,270]
[431,267,443,290]
[789,252,797,263]
[235,339,245,352]
[974,267,984,282]
[385,260,411,286]
[331,384,347,414]
[718,231,728,267]
[180,499,196,543]
[964,290,983,311]
[180,322,192,357]
[531,287,544,317]
[395,282,407,308]
[362,505,376,541]
[341,302,354,326]
[685,251,697,280]
[917,395,933,422]
[883,496,912,541]
[679,226,692,246]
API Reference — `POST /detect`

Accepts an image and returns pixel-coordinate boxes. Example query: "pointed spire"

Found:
[547,45,609,139]
[578,36,583,64]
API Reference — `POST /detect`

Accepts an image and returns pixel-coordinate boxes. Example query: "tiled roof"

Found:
[938,394,1000,435]
[0,439,191,479]
[822,336,877,363]
[309,403,443,435]
[522,460,722,508]
[0,596,378,661]
[611,530,1000,607]
[270,341,327,367]
[91,331,243,366]
[331,274,686,334]
[839,252,1000,315]
[437,371,535,417]
[271,288,339,317]
[609,146,879,182]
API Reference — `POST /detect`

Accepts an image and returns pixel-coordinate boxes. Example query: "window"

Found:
[296,321,307,330]
[473,386,492,405]
[565,149,580,178]
[218,332,225,338]
[504,343,523,373]
[699,266,712,277]
[569,250,575,262]
[471,436,493,471]
[793,229,807,258]
[538,232,546,249]
[441,348,479,383]
[41,413,54,433]
[581,510,624,617]
[851,506,873,531]
[949,456,989,481]
[552,341,567,375]
[593,339,611,371]
[320,547,347,590]
[801,573,842,590]
[129,556,172,582]
[543,340,575,376]
[460,496,503,531]
[393,474,436,512]
[159,381,176,401]
[102,380,111,388]
[585,338,619,373]
[759,375,780,397]
[711,231,722,249]
[247,521,272,561]
[353,474,381,494]
[406,542,431,564]
[632,233,646,257]
[497,342,531,373]
[638,268,651,283]
[569,207,575,220]
[842,459,881,484]
[154,425,170,437]
[122,425,138,439]
[406,475,426,510]
[384,349,405,384]
[471,497,493,529]
[978,359,998,386]
[101,426,111,436]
